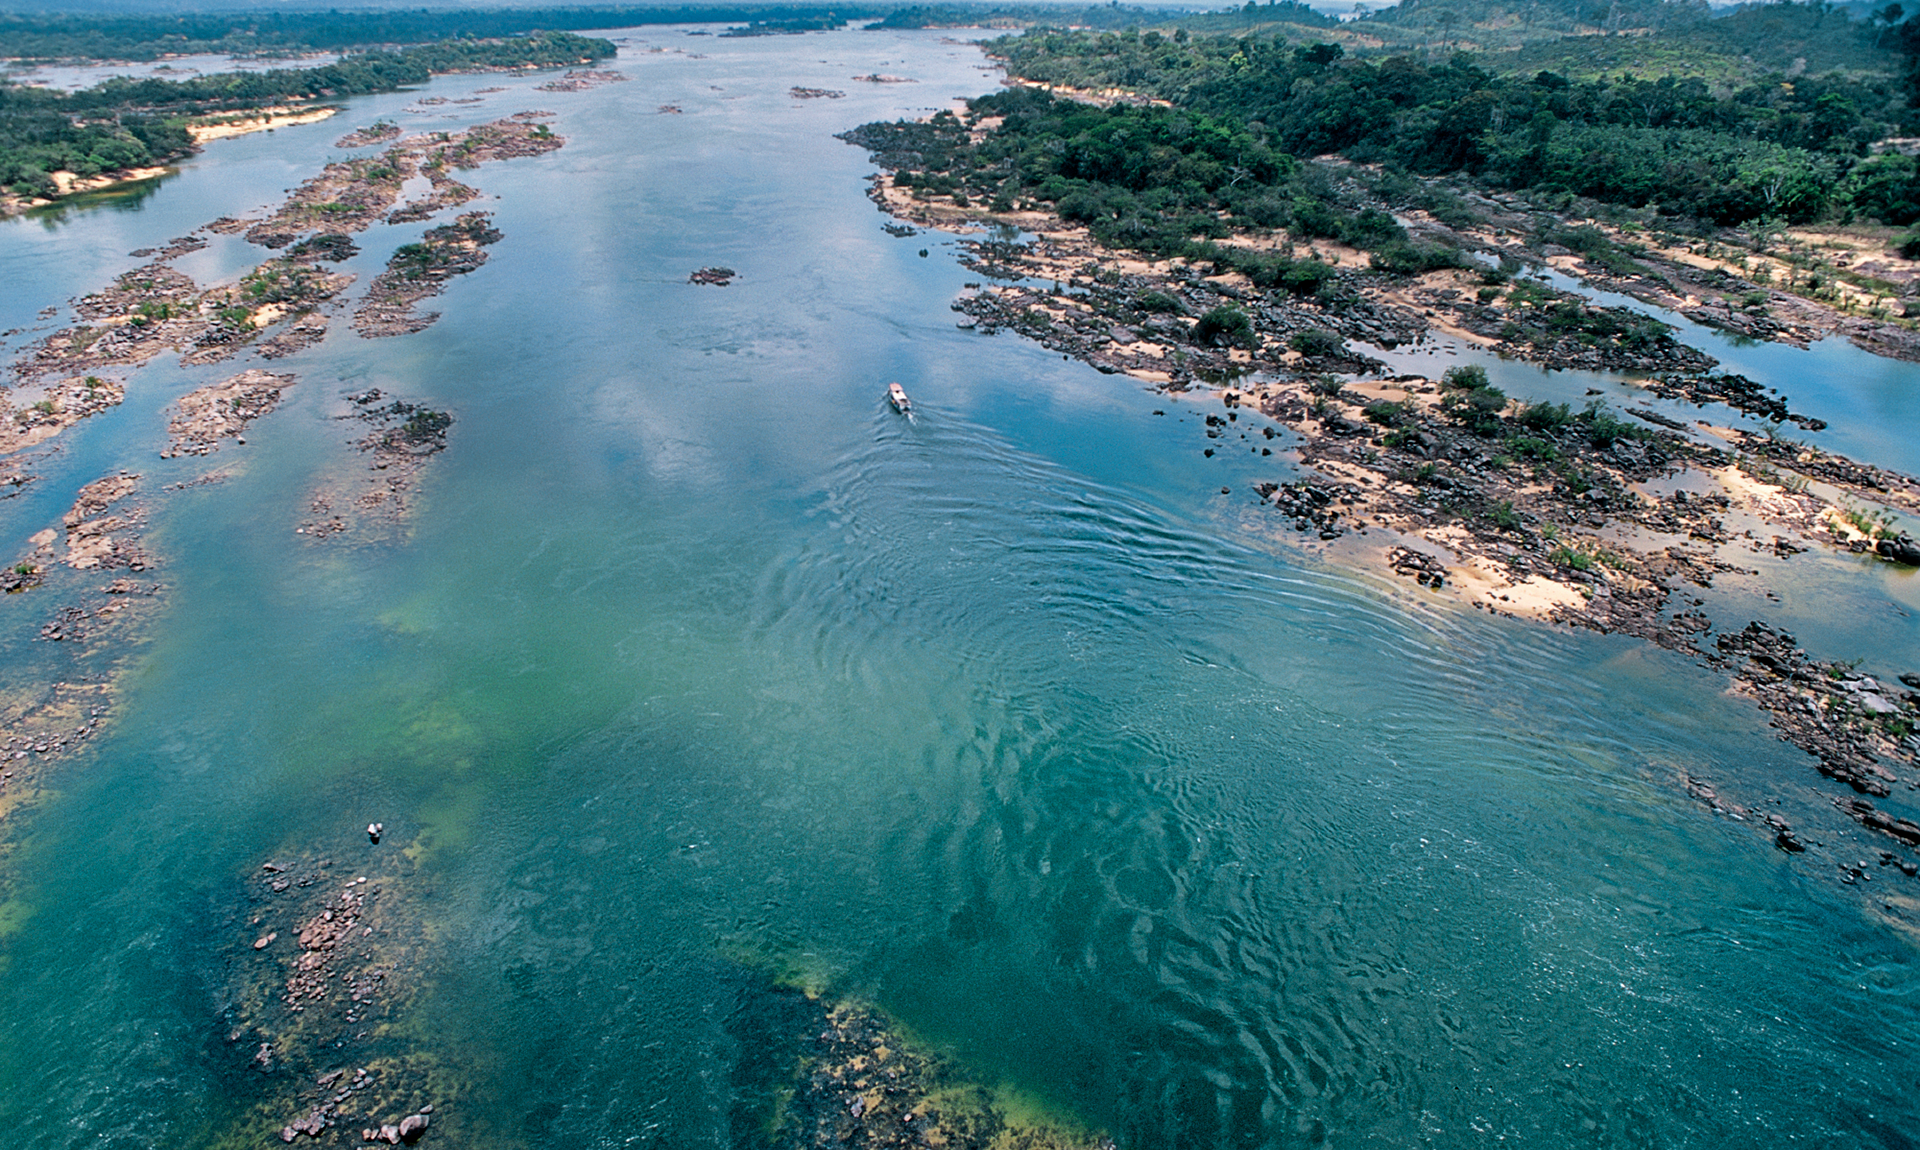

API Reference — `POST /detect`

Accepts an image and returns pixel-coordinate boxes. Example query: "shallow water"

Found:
[2,26,1919,1150]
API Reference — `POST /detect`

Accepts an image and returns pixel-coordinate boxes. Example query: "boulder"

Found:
[1876,533,1920,567]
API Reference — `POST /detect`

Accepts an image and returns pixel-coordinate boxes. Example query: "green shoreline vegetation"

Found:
[1,29,614,202]
[838,0,1920,339]
[0,1,1201,210]
[989,18,1917,229]
[0,7,853,61]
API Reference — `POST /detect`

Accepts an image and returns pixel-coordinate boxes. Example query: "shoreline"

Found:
[859,161,1920,917]
[0,165,172,216]
[186,103,339,144]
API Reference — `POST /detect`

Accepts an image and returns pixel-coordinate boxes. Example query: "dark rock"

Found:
[1875,533,1920,567]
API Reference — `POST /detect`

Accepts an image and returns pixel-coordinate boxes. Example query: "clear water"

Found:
[2,26,1919,1150]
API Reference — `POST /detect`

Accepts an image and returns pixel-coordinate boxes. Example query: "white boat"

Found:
[887,382,912,414]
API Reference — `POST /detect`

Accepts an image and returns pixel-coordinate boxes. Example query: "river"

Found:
[1,24,1917,1150]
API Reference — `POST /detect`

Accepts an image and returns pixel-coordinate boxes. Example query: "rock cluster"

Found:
[334,122,403,149]
[1252,480,1348,540]
[1874,532,1920,566]
[1388,546,1450,588]
[354,213,503,338]
[234,847,445,1146]
[535,69,627,92]
[61,473,148,572]
[1644,371,1827,429]
[162,369,294,458]
[293,389,454,543]
[1712,622,1920,855]
[128,234,208,260]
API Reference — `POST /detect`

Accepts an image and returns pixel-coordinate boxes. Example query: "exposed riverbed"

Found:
[2,25,1919,1150]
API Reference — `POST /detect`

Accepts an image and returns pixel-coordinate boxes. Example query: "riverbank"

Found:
[0,166,172,216]
[187,104,338,144]
[855,152,1920,917]
[0,30,613,220]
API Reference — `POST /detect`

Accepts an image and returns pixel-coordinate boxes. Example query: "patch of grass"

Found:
[1548,544,1593,571]
[1840,501,1898,540]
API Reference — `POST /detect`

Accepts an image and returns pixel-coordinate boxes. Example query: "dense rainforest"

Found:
[0,7,855,61]
[14,0,1920,231]
[992,19,1920,227]
[0,30,614,198]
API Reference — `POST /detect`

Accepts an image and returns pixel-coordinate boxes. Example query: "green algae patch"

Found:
[717,935,839,1000]
[720,941,1110,1149]
[0,893,33,939]
[766,996,1113,1150]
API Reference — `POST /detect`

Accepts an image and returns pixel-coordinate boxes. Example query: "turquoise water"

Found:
[2,27,1919,1149]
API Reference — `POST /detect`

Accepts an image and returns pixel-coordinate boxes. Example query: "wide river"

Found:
[2,25,1918,1149]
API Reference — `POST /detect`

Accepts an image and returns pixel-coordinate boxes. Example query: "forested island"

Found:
[1,26,614,209]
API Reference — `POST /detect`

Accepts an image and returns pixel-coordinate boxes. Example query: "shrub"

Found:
[1136,290,1184,314]
[1516,401,1573,431]
[1369,241,1467,275]
[1440,377,1507,433]
[1288,329,1343,357]
[1362,399,1407,426]
[1548,545,1593,570]
[1194,306,1256,350]
[1506,435,1559,461]
[1579,400,1644,449]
